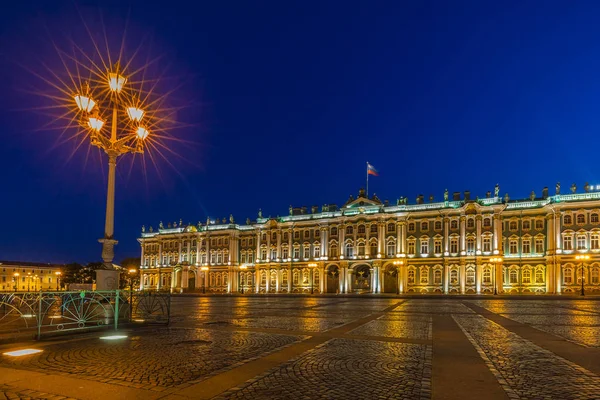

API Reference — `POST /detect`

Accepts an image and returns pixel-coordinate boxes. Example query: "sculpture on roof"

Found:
[258,208,263,218]
[230,214,235,224]
[585,182,590,193]
[149,226,153,233]
[530,191,535,201]
[159,221,164,229]
[571,183,577,194]
[556,182,560,195]
[246,218,251,225]
[494,184,500,197]
[444,189,448,201]
[168,222,172,228]
[429,195,434,203]
[289,205,293,215]
[179,219,183,227]
[504,193,509,203]
[141,225,145,233]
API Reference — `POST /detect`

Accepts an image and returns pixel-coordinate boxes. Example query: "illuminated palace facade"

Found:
[138,186,600,295]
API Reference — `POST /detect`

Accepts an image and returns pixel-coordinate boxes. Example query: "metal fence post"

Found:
[37,291,43,340]
[114,290,119,331]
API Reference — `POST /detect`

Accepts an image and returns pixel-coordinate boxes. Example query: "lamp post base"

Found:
[95,269,121,291]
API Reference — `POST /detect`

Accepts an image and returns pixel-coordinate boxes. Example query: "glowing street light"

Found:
[13,272,19,292]
[308,263,318,294]
[575,254,590,296]
[55,271,62,291]
[71,62,153,287]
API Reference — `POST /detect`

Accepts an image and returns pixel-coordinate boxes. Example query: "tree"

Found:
[119,258,141,290]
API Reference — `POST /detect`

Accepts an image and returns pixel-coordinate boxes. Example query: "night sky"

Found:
[1,1,600,264]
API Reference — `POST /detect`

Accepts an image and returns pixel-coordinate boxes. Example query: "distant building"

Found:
[0,261,64,292]
[138,185,600,295]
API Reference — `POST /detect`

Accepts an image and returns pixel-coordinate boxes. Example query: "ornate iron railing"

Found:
[0,290,170,339]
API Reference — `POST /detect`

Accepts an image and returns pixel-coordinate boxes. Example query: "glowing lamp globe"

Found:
[127,106,144,122]
[136,126,149,140]
[88,116,105,132]
[74,95,95,112]
[108,72,126,93]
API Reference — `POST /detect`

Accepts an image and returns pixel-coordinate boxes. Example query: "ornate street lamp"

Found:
[72,64,152,290]
[575,254,590,296]
[55,271,62,291]
[128,268,137,321]
[490,257,503,295]
[13,273,19,292]
[393,260,404,295]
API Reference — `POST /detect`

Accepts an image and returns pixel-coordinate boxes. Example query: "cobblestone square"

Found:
[0,296,600,400]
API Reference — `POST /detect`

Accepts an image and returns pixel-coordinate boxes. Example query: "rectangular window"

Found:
[433,270,442,285]
[535,239,544,254]
[535,220,544,230]
[303,247,310,259]
[407,242,416,255]
[282,248,289,259]
[466,239,475,253]
[270,249,277,260]
[420,240,429,254]
[509,240,518,254]
[483,269,491,284]
[483,237,492,252]
[577,236,586,250]
[293,248,300,259]
[387,243,395,257]
[523,240,531,254]
[564,236,573,250]
[261,249,267,260]
[434,240,442,254]
[315,230,320,238]
[466,270,475,284]
[314,246,321,258]
[592,235,600,250]
[450,239,458,254]
[420,270,428,284]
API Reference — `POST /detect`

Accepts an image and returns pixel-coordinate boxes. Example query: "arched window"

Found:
[467,219,475,228]
[420,268,429,284]
[450,220,458,230]
[466,269,475,284]
[591,214,599,223]
[592,268,599,284]
[370,242,378,256]
[483,218,491,228]
[564,268,573,284]
[509,221,517,230]
[345,243,353,257]
[293,270,299,285]
[434,221,442,230]
[357,243,365,256]
[522,269,531,284]
[564,215,572,225]
[346,226,354,235]
[330,244,338,257]
[407,270,415,284]
[509,269,518,284]
[577,214,586,225]
[270,271,277,286]
[466,238,475,253]
[282,270,288,285]
[408,223,416,231]
[387,223,396,232]
[358,225,365,234]
[421,222,429,231]
[483,269,491,284]
[371,225,378,233]
[331,227,338,236]
[260,270,267,285]
[535,269,544,283]
[434,270,442,285]
[314,270,320,285]
[450,270,458,284]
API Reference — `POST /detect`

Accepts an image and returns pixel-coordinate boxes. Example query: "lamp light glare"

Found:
[136,126,149,140]
[3,349,43,357]
[88,116,105,132]
[108,73,126,92]
[74,95,95,112]
[127,107,145,122]
[100,335,128,340]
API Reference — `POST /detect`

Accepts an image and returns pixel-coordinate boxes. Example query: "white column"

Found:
[444,217,449,253]
[266,231,271,261]
[460,216,466,254]
[378,223,384,256]
[476,216,482,253]
[339,225,345,258]
[555,212,562,252]
[255,270,260,293]
[401,222,407,254]
[476,264,482,294]
[460,264,466,294]
[396,222,401,255]
[320,267,325,292]
[256,231,261,261]
[370,268,376,292]
[493,215,500,253]
[206,235,211,265]
[288,266,292,292]
[277,230,282,259]
[321,227,327,258]
[443,264,449,294]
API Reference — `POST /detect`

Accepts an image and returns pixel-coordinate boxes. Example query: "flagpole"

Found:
[366,161,369,198]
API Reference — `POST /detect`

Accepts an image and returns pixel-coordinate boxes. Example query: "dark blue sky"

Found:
[1,1,600,264]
